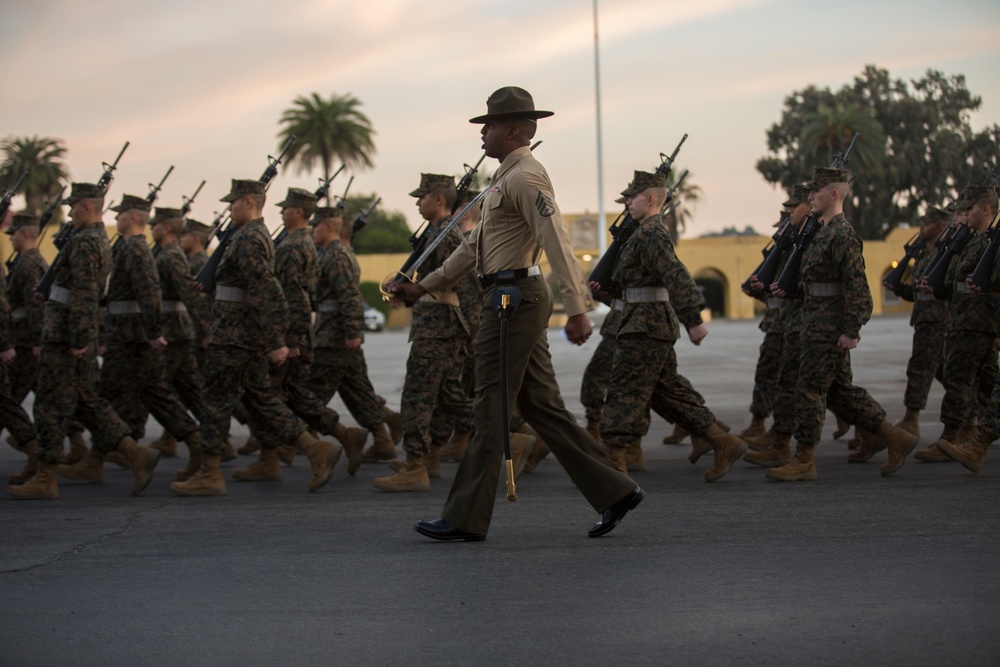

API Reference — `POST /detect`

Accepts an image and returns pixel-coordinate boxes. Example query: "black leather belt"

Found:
[478,265,541,289]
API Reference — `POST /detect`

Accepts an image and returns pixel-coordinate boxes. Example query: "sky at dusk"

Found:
[3,0,999,237]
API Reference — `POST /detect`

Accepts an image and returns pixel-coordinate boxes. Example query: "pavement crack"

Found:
[0,501,172,575]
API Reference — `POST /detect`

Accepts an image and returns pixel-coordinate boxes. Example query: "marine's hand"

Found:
[149,336,167,352]
[0,348,16,365]
[770,283,786,298]
[269,346,289,367]
[687,323,708,346]
[837,335,859,350]
[345,338,361,350]
[564,313,592,346]
[72,345,91,358]
[391,281,426,307]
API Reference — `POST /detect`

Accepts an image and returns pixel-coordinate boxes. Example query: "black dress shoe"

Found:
[414,518,486,542]
[588,486,645,538]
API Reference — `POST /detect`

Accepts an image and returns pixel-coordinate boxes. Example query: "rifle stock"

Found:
[882,233,925,296]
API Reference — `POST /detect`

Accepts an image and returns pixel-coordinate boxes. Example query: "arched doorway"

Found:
[694,267,727,319]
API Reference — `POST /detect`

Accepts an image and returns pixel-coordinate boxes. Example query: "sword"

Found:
[493,272,523,502]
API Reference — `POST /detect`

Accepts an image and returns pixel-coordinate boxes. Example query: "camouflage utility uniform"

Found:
[600,213,715,449]
[6,247,47,403]
[0,267,37,445]
[33,223,131,463]
[896,242,947,411]
[199,218,307,456]
[100,234,198,442]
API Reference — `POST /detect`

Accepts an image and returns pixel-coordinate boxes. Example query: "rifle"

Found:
[741,213,792,297]
[7,185,65,271]
[882,232,926,297]
[195,135,296,293]
[968,208,1000,291]
[117,164,173,256]
[335,176,354,210]
[37,143,129,299]
[0,170,29,219]
[922,167,997,292]
[452,153,487,215]
[180,179,206,218]
[273,163,345,246]
[352,196,380,234]
[773,133,860,296]
[588,133,688,289]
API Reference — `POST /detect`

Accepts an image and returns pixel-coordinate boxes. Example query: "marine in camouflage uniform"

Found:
[744,285,783,437]
[169,179,340,497]
[308,205,397,462]
[98,198,199,454]
[148,208,213,473]
[921,185,999,457]
[939,234,1000,472]
[5,215,48,406]
[10,183,160,500]
[598,170,746,481]
[181,218,211,369]
[240,189,367,475]
[374,174,470,492]
[887,207,948,450]
[769,167,918,481]
[0,251,40,477]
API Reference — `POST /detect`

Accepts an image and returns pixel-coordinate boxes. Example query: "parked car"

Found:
[364,303,386,332]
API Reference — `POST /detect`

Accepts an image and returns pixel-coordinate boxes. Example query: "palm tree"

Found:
[0,135,69,215]
[662,168,702,244]
[278,93,376,204]
[799,101,886,180]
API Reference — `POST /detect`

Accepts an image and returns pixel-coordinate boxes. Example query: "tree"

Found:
[757,66,1000,239]
[662,167,701,244]
[0,135,69,215]
[278,93,376,204]
[343,193,413,254]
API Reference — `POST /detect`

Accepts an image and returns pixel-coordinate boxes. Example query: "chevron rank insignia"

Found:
[535,190,555,218]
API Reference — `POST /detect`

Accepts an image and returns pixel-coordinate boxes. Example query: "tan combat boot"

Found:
[63,431,90,465]
[848,428,887,463]
[362,422,396,463]
[510,431,536,479]
[739,414,767,440]
[374,453,431,492]
[7,461,59,499]
[833,414,850,440]
[424,446,441,478]
[383,405,403,444]
[913,422,958,464]
[937,431,992,474]
[276,444,297,466]
[877,418,921,477]
[846,426,863,450]
[232,446,281,482]
[294,431,341,493]
[169,455,226,496]
[175,432,204,481]
[333,421,369,476]
[59,446,107,484]
[743,428,783,452]
[438,428,470,462]
[9,439,40,485]
[520,424,550,474]
[688,435,712,464]
[606,446,627,474]
[956,415,979,444]
[625,440,645,472]
[895,408,921,437]
[237,436,259,456]
[662,424,689,445]
[766,443,817,481]
[701,422,748,482]
[149,432,178,458]
[118,436,161,496]
[221,439,238,462]
[742,432,792,467]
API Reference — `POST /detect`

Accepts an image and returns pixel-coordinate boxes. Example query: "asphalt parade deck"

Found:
[1,315,997,666]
